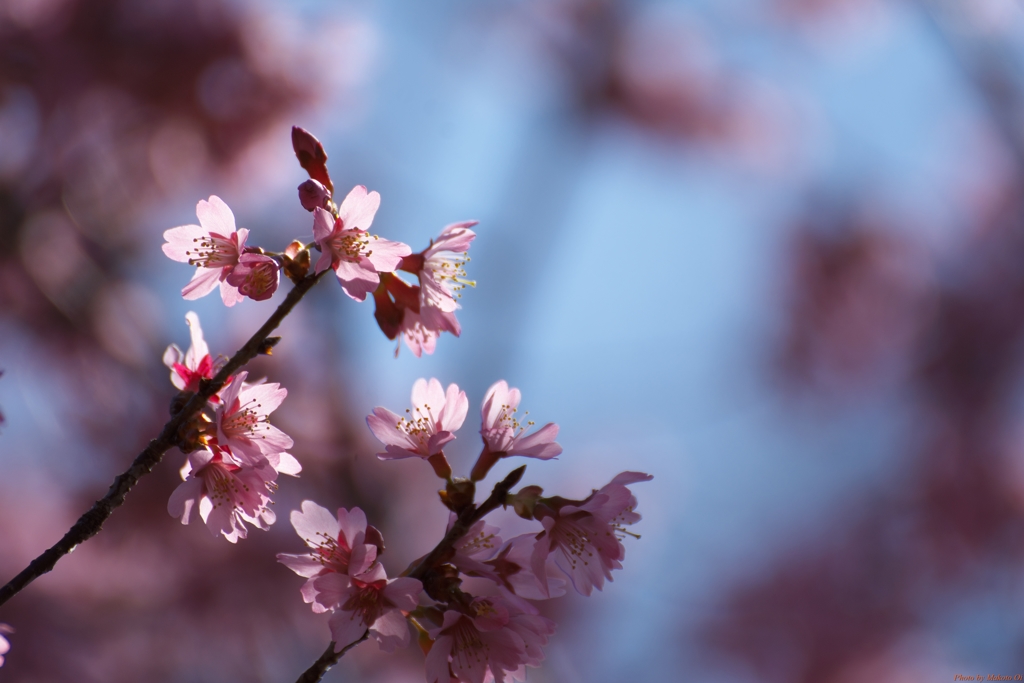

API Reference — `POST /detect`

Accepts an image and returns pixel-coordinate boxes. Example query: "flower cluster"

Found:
[162,313,299,542]
[279,377,651,683]
[291,127,477,357]
[160,126,476,357]
[147,126,653,683]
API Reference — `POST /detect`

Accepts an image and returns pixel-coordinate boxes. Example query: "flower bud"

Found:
[511,485,544,520]
[291,126,333,193]
[298,179,331,212]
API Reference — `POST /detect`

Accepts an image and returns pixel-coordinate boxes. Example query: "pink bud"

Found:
[298,179,331,212]
[227,253,281,301]
[291,126,333,193]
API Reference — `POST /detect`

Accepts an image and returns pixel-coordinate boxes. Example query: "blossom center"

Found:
[185,232,238,269]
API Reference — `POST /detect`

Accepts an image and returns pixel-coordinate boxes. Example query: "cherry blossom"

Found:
[212,371,296,470]
[167,447,278,543]
[400,221,476,316]
[486,534,567,601]
[226,252,280,301]
[424,598,533,683]
[531,471,652,596]
[312,186,411,301]
[313,563,422,652]
[277,501,378,613]
[480,381,561,459]
[366,378,468,461]
[162,311,214,393]
[162,195,248,306]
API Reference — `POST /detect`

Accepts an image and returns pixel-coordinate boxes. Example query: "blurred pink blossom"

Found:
[0,624,11,668]
[314,563,422,652]
[425,597,543,683]
[532,471,652,596]
[161,311,214,394]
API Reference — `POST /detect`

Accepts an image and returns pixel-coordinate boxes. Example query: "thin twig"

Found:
[409,465,526,581]
[292,465,527,683]
[294,632,369,683]
[0,270,327,608]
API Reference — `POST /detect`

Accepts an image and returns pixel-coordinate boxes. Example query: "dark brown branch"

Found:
[0,270,327,608]
[294,632,369,683]
[293,466,527,683]
[409,466,526,582]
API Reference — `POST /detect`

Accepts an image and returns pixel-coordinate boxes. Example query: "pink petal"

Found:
[439,384,469,432]
[427,221,478,255]
[511,423,561,459]
[367,408,417,451]
[370,609,410,653]
[290,500,341,545]
[336,185,380,232]
[276,552,325,578]
[337,507,369,549]
[329,607,371,650]
[181,266,221,300]
[196,195,237,236]
[219,279,244,307]
[365,237,411,273]
[424,634,454,683]
[162,224,207,262]
[312,207,335,245]
[609,471,653,487]
[335,258,379,302]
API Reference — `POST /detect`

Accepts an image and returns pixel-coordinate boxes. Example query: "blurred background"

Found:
[3,0,1024,680]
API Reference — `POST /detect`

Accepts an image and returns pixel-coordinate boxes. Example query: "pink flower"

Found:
[162,311,214,393]
[366,378,468,461]
[313,563,422,652]
[212,371,296,471]
[399,221,477,338]
[483,534,567,601]
[162,196,248,306]
[312,186,411,301]
[226,252,280,301]
[450,518,503,577]
[424,598,531,683]
[0,624,12,668]
[167,447,278,543]
[277,501,379,613]
[479,381,561,460]
[531,471,652,597]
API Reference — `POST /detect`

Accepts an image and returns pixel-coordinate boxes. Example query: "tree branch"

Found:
[0,270,327,608]
[294,632,369,683]
[409,465,526,582]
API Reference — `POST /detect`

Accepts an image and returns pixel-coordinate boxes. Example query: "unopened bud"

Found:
[281,241,311,284]
[291,126,333,193]
[511,485,544,520]
[298,179,331,212]
[443,478,476,513]
[258,337,281,356]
